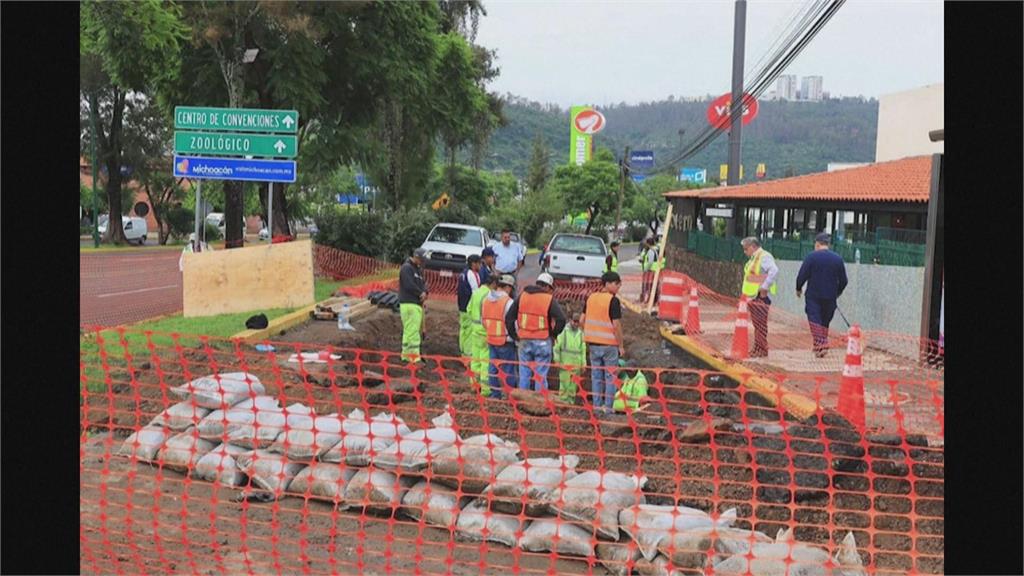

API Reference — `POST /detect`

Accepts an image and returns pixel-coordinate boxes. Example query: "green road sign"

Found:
[174,106,299,134]
[174,131,298,158]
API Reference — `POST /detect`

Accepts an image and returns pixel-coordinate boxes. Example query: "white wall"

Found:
[875,84,944,162]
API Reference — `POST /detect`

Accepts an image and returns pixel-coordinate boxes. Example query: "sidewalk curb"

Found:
[231,304,318,342]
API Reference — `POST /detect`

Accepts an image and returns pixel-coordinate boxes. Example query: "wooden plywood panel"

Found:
[183,240,314,318]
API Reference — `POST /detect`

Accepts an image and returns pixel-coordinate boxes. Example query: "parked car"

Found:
[97,214,148,245]
[541,233,608,280]
[205,212,246,236]
[259,218,318,241]
[419,223,492,272]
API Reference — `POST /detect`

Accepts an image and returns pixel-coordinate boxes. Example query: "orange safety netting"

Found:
[80,327,944,575]
[314,244,399,281]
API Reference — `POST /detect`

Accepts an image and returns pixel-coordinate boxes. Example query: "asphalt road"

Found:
[80,249,183,327]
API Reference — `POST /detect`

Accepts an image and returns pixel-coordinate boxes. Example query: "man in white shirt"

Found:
[491,228,525,280]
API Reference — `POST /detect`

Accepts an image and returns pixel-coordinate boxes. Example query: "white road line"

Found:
[96,284,180,298]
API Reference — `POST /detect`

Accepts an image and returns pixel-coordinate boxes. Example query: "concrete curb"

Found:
[231,304,319,342]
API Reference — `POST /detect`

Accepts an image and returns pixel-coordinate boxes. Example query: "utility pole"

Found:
[727,0,747,188]
[615,145,630,240]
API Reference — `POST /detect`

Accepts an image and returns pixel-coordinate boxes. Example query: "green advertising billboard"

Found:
[569,106,606,165]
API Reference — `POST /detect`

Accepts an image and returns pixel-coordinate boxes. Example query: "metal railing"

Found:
[686,230,926,267]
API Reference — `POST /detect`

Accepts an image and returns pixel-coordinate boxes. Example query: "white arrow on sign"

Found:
[274,140,287,154]
[282,115,295,128]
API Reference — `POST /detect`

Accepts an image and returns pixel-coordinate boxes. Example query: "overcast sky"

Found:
[475,1,944,107]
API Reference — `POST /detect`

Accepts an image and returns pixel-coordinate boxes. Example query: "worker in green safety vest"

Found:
[612,360,649,412]
[604,240,620,274]
[554,309,587,403]
[639,237,660,302]
[468,272,499,397]
[740,236,779,358]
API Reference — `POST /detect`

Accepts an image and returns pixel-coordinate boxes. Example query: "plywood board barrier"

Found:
[183,240,314,318]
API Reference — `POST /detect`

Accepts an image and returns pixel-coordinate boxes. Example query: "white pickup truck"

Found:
[541,233,608,280]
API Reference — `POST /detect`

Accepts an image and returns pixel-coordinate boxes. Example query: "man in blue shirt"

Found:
[492,229,525,280]
[796,233,849,358]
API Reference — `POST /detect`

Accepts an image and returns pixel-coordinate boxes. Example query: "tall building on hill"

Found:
[775,75,798,101]
[801,76,824,102]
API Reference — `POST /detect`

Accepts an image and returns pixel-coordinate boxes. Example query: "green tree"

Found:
[525,132,551,195]
[549,148,620,235]
[625,173,677,236]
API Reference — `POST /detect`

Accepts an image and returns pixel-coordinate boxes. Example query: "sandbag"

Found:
[153,401,212,431]
[431,434,520,493]
[321,409,411,466]
[157,427,217,472]
[597,541,644,576]
[288,462,358,504]
[343,468,418,513]
[196,396,281,441]
[544,470,648,540]
[118,425,171,462]
[236,449,306,495]
[373,411,459,472]
[482,455,580,516]
[519,517,597,558]
[193,442,249,486]
[711,527,834,576]
[400,480,470,529]
[169,372,265,409]
[455,499,529,548]
[832,532,867,576]
[636,554,689,576]
[661,526,792,572]
[269,413,344,461]
[224,403,314,449]
[619,504,738,561]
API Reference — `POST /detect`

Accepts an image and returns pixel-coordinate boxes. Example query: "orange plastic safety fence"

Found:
[314,244,399,281]
[80,327,943,575]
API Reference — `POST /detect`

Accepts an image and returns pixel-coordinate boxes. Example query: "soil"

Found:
[81,299,944,575]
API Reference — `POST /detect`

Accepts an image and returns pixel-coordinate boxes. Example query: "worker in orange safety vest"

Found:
[505,272,566,392]
[580,271,626,415]
[482,274,518,398]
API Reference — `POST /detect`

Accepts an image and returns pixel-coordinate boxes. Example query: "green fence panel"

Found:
[684,230,924,268]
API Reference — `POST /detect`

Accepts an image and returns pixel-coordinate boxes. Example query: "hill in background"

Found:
[474,94,878,181]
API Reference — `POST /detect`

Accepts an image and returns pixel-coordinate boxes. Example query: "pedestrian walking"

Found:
[482,275,518,398]
[740,237,778,357]
[457,254,483,356]
[580,271,626,415]
[505,272,566,393]
[398,248,429,363]
[492,228,525,281]
[553,308,587,404]
[604,240,621,273]
[796,233,849,358]
[639,237,659,302]
[467,272,499,396]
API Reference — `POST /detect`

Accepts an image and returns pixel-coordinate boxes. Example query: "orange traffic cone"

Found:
[837,324,866,429]
[729,296,750,360]
[683,286,702,334]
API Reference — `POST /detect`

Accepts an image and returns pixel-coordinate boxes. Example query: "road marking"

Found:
[96,284,180,298]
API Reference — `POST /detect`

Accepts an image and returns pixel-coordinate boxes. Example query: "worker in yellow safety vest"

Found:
[580,271,626,415]
[468,273,499,396]
[740,236,779,358]
[639,237,660,302]
[554,309,587,404]
[482,274,517,399]
[604,240,620,273]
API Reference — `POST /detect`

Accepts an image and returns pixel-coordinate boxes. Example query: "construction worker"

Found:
[639,237,659,302]
[554,308,586,404]
[398,248,429,363]
[612,360,649,412]
[505,272,566,392]
[457,254,483,356]
[483,274,518,398]
[580,271,626,415]
[604,240,620,273]
[480,246,497,285]
[467,272,499,396]
[740,236,779,358]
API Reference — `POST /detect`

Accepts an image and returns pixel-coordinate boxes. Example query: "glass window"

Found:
[428,226,483,247]
[550,235,606,255]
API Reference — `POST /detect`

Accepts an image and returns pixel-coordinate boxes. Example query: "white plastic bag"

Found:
[619,504,738,561]
[667,526,803,572]
[400,480,469,529]
[373,411,460,471]
[193,442,249,486]
[321,409,412,466]
[157,427,217,472]
[544,470,648,540]
[519,517,597,558]
[597,541,644,576]
[269,413,344,461]
[169,372,265,409]
[455,499,529,548]
[236,449,306,494]
[431,434,520,493]
[343,468,418,513]
[118,425,171,462]
[482,455,580,515]
[225,403,314,449]
[153,401,212,431]
[196,396,281,441]
[288,462,358,504]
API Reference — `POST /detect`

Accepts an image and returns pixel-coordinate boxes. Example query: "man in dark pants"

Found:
[740,237,779,357]
[796,233,849,358]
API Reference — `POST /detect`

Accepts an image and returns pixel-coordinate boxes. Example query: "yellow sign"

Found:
[756,163,766,179]
[432,192,450,211]
[719,164,744,181]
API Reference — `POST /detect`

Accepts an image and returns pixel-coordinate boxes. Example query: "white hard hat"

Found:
[537,272,555,287]
[189,233,196,241]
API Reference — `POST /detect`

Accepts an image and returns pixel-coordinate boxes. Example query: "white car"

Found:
[542,233,608,280]
[419,223,492,272]
[97,215,148,245]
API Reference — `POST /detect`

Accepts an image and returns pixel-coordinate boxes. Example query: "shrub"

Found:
[313,209,386,258]
[165,206,195,240]
[384,207,438,263]
[435,202,479,226]
[627,224,648,242]
[204,223,223,241]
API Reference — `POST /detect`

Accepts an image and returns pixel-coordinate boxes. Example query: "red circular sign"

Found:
[706,92,759,128]
[574,109,606,134]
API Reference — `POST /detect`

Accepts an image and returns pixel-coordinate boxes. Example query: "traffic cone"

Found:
[837,324,866,429]
[729,296,750,360]
[683,286,702,334]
